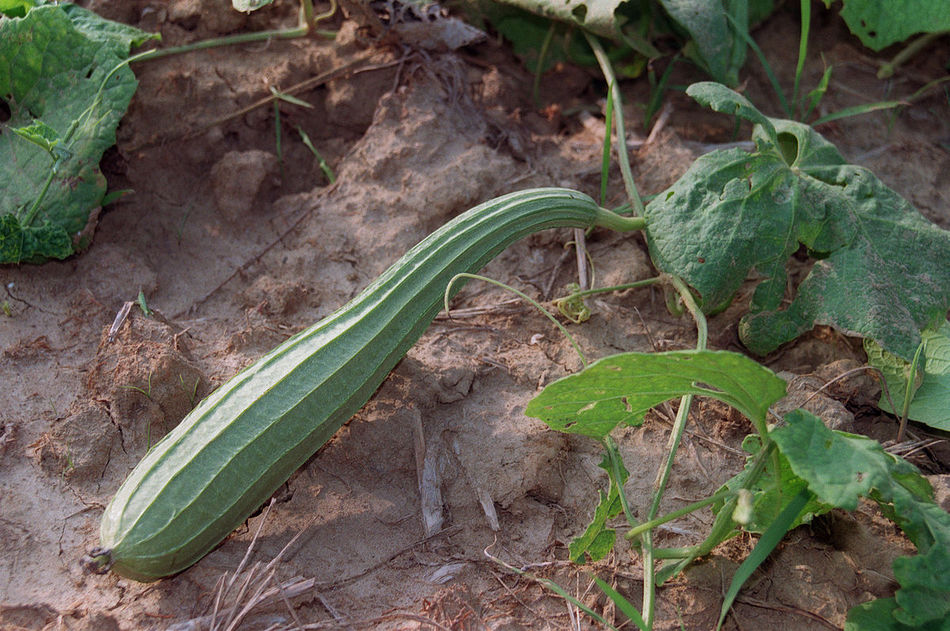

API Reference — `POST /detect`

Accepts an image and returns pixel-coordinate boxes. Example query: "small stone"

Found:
[210,150,279,221]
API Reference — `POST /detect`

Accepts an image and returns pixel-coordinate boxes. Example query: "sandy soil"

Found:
[2,1,949,629]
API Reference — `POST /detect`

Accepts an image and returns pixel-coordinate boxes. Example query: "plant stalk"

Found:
[625,487,734,542]
[583,32,646,217]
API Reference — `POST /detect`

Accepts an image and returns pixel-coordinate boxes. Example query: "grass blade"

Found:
[593,576,648,631]
[724,12,791,118]
[716,487,812,630]
[792,0,810,117]
[811,100,907,126]
[601,82,614,207]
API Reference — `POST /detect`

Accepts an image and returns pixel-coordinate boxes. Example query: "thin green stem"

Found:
[641,274,708,623]
[131,26,309,63]
[21,168,56,227]
[297,126,335,183]
[301,0,316,28]
[898,341,925,442]
[605,436,637,528]
[641,528,656,628]
[532,21,557,106]
[668,275,708,350]
[444,273,587,368]
[583,32,646,217]
[557,277,662,303]
[648,394,694,520]
[130,0,338,64]
[601,82,614,207]
[878,31,945,79]
[625,487,734,542]
[593,206,645,232]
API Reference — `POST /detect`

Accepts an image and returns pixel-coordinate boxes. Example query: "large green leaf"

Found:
[773,410,950,627]
[0,4,155,264]
[0,0,36,18]
[866,320,950,431]
[524,349,787,439]
[645,82,950,361]
[823,0,950,51]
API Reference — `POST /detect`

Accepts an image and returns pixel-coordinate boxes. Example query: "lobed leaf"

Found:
[568,452,629,562]
[772,410,950,627]
[525,349,787,439]
[646,83,950,360]
[845,598,949,631]
[685,81,776,143]
[0,4,155,263]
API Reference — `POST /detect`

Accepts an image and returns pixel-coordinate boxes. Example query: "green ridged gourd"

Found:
[93,188,642,581]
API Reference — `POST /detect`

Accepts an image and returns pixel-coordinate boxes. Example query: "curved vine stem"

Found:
[637,275,708,627]
[132,0,337,65]
[444,273,588,368]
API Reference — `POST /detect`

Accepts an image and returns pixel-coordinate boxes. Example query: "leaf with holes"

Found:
[524,349,787,439]
[645,82,950,361]
[823,0,950,51]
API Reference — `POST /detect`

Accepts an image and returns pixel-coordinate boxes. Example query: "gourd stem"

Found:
[594,207,645,232]
[445,273,588,368]
[626,487,733,542]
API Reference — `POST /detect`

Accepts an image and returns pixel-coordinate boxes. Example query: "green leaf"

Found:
[772,410,950,627]
[866,320,950,431]
[568,452,628,562]
[525,349,787,439]
[10,120,64,155]
[0,0,36,18]
[645,83,950,360]
[715,434,831,533]
[685,81,777,143]
[592,576,648,631]
[658,0,748,86]
[716,488,812,631]
[823,0,950,51]
[0,212,74,263]
[0,5,154,264]
[845,597,950,631]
